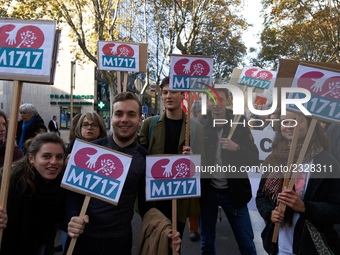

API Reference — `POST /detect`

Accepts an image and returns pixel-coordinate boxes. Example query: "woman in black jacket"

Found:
[0,133,66,255]
[256,111,340,255]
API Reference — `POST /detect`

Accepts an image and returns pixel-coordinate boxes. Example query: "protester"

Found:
[0,110,24,168]
[188,100,202,242]
[65,92,181,255]
[256,110,340,255]
[199,88,259,255]
[48,115,60,136]
[326,122,340,163]
[68,113,82,143]
[138,76,205,242]
[0,132,66,255]
[66,112,107,154]
[16,103,47,153]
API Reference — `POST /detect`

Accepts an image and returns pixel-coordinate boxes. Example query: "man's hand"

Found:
[168,231,181,254]
[0,207,8,228]
[68,215,89,238]
[278,189,305,213]
[271,206,284,224]
[182,146,192,155]
[220,138,238,151]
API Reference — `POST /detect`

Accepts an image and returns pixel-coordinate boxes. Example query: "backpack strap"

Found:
[148,115,160,144]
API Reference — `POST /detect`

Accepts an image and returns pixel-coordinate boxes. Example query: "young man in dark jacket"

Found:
[200,88,259,255]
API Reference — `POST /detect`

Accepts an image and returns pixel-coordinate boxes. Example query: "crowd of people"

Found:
[0,77,339,255]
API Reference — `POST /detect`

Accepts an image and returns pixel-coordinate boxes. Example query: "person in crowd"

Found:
[68,113,82,143]
[65,92,181,255]
[326,122,340,163]
[16,103,47,153]
[138,76,205,242]
[200,88,259,255]
[61,112,108,250]
[66,112,107,154]
[0,132,66,255]
[187,99,202,242]
[256,110,340,255]
[48,115,60,136]
[263,109,280,132]
[0,110,24,168]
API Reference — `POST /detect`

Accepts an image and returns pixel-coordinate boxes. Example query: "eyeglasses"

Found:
[81,122,99,129]
[0,123,6,128]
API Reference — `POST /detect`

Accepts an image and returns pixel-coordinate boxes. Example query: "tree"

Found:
[254,0,340,68]
[149,0,248,78]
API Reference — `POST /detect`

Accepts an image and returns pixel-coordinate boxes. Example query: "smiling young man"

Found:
[138,76,205,243]
[66,92,180,255]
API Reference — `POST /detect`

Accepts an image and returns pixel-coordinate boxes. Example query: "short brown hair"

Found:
[160,76,170,90]
[112,92,142,117]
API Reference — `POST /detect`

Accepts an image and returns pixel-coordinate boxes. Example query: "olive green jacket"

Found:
[138,110,205,223]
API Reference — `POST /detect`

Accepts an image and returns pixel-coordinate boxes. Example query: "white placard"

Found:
[169,55,214,91]
[250,130,275,161]
[146,155,201,201]
[61,139,132,205]
[238,66,277,90]
[0,19,56,83]
[287,65,340,123]
[98,41,140,72]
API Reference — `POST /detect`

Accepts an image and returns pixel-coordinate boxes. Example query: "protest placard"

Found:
[61,139,132,205]
[146,155,201,201]
[97,41,148,92]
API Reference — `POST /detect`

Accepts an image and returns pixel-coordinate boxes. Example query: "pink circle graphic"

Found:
[171,158,196,179]
[74,147,124,179]
[151,159,171,180]
[173,58,210,76]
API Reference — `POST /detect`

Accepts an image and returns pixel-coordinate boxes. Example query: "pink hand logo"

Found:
[74,148,124,179]
[244,68,273,80]
[174,59,210,76]
[102,43,134,57]
[0,24,44,49]
[297,71,340,99]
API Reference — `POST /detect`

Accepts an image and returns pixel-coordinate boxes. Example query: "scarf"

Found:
[261,139,322,225]
[262,139,322,200]
[18,116,35,153]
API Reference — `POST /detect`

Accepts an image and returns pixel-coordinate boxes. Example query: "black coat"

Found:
[200,110,260,209]
[256,150,340,255]
[16,114,47,146]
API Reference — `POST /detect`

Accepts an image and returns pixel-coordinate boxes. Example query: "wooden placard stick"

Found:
[287,119,318,190]
[117,71,121,94]
[0,81,23,248]
[67,195,91,255]
[123,71,128,92]
[272,114,303,243]
[227,86,251,140]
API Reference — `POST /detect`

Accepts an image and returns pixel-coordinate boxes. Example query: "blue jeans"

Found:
[200,191,257,255]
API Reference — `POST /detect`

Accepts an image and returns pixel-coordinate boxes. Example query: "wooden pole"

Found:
[117,71,121,94]
[66,196,91,255]
[287,119,317,189]
[123,71,128,92]
[0,81,23,248]
[272,114,303,243]
[228,86,250,140]
[171,93,192,255]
